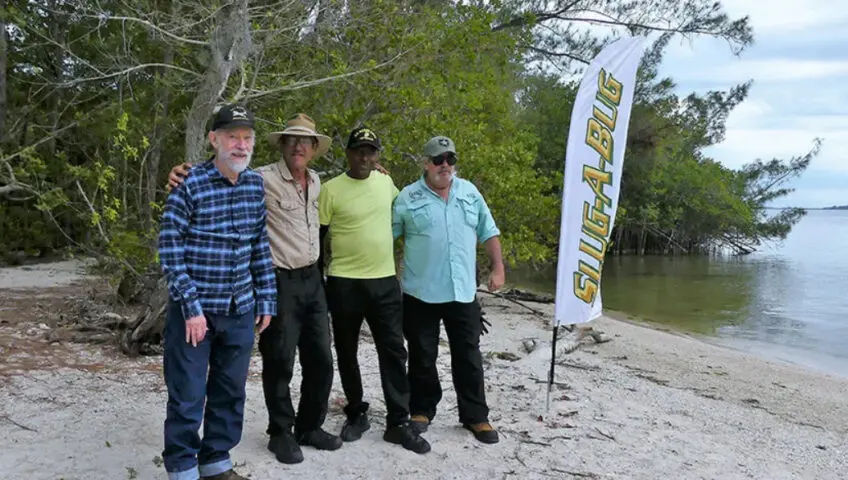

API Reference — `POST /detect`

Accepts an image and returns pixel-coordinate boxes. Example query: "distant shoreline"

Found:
[764,206,848,210]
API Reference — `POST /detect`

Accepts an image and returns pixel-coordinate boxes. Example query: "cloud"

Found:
[721,0,848,32]
[541,0,848,206]
[723,98,774,123]
[673,59,848,84]
[652,1,848,206]
[706,129,824,168]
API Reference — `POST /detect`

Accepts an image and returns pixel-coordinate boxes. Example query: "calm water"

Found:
[510,209,848,377]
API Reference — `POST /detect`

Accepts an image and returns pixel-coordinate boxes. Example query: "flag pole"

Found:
[548,35,644,415]
[546,324,559,412]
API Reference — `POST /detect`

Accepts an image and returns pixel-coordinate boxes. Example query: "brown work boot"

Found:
[201,469,247,480]
[463,422,499,444]
[410,414,430,434]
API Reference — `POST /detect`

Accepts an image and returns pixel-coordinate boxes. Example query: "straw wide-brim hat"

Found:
[267,113,331,156]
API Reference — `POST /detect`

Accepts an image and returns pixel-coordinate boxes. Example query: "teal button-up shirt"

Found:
[392,176,500,304]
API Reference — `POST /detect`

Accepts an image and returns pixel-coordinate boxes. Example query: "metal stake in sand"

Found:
[546,324,559,412]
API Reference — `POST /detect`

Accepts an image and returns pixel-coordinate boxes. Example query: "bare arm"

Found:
[483,236,505,291]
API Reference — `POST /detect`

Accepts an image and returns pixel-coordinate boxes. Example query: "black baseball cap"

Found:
[211,104,255,131]
[346,126,382,150]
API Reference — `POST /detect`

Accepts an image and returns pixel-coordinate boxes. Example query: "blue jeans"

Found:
[162,302,255,480]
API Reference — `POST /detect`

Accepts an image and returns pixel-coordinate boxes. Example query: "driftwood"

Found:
[120,276,169,355]
[500,288,554,303]
[477,288,549,316]
[0,415,38,433]
[477,288,575,333]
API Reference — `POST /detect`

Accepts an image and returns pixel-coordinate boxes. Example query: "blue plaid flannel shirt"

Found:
[158,159,277,319]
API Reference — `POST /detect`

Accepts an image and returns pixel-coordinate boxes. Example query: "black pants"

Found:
[325,275,410,427]
[402,293,489,424]
[258,264,334,437]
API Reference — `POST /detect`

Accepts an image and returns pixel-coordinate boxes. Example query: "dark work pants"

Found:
[162,302,255,480]
[325,275,410,427]
[402,294,489,425]
[258,263,334,437]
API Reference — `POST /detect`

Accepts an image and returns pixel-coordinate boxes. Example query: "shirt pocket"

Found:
[409,203,432,232]
[265,196,304,238]
[458,197,479,228]
[274,198,300,212]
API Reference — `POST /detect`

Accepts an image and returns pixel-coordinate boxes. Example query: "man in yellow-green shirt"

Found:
[318,127,430,455]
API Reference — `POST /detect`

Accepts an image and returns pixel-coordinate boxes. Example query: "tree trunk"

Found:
[122,0,253,354]
[614,226,624,256]
[144,46,174,232]
[120,276,170,355]
[45,0,66,156]
[184,0,252,164]
[638,225,647,256]
[0,0,7,147]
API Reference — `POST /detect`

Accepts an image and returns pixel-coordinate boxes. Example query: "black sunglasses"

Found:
[430,153,457,166]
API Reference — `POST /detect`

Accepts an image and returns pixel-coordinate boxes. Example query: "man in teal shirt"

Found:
[391,135,505,444]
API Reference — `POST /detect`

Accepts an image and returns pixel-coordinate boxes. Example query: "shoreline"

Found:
[2,262,848,479]
[603,308,848,382]
[505,275,848,384]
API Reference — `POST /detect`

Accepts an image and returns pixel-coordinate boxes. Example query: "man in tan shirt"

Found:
[168,114,341,465]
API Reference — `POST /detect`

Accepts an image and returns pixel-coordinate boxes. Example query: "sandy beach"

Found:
[0,260,846,480]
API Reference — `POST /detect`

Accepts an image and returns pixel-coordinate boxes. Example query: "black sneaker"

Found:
[298,427,343,451]
[383,422,431,454]
[268,430,304,464]
[340,411,370,442]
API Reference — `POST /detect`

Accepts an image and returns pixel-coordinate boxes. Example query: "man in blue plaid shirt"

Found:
[158,104,276,480]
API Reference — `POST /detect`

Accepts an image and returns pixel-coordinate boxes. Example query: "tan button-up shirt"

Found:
[256,161,321,270]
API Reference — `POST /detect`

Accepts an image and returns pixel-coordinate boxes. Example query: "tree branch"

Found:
[75,180,111,244]
[0,182,34,196]
[50,64,201,87]
[0,122,80,164]
[43,207,141,277]
[526,45,589,64]
[179,2,235,32]
[561,15,730,37]
[3,157,17,183]
[242,50,410,100]
[492,0,582,32]
[77,14,209,45]
[21,24,106,76]
[232,66,248,102]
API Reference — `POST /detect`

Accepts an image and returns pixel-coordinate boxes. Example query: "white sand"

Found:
[0,259,94,290]
[1,262,847,480]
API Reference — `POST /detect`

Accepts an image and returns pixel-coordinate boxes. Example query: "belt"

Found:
[276,263,319,280]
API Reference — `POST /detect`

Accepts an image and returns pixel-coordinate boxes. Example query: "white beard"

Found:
[224,151,252,173]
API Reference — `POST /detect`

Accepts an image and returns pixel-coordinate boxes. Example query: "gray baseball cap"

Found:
[423,136,456,157]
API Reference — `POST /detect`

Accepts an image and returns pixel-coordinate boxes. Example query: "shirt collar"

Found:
[276,160,313,183]
[418,174,457,198]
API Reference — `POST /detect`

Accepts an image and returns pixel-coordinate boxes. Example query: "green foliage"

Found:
[0,0,812,273]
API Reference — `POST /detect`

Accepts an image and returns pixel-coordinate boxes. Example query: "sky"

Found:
[656,0,848,208]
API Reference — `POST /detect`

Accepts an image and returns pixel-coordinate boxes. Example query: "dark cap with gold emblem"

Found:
[211,104,255,131]
[346,126,382,150]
